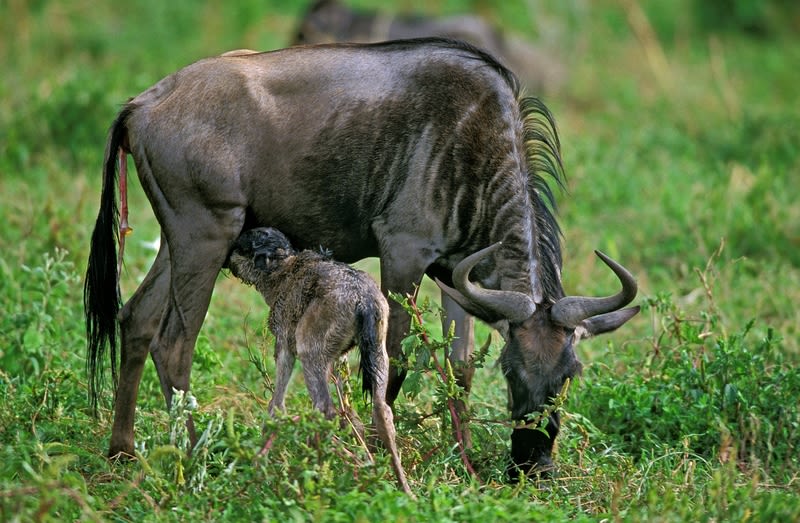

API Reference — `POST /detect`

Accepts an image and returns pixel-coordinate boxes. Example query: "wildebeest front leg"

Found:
[373,232,433,405]
[109,240,170,457]
[384,298,413,405]
[268,334,295,414]
[441,292,476,450]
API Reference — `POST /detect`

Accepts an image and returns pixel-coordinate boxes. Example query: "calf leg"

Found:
[371,344,414,496]
[268,335,295,414]
[296,345,336,419]
[109,240,170,457]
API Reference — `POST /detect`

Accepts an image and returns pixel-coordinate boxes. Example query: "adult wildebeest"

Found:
[292,0,567,95]
[85,38,638,478]
[227,227,412,495]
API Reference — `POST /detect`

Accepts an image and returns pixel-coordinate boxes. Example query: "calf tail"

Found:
[84,105,133,414]
[354,300,385,399]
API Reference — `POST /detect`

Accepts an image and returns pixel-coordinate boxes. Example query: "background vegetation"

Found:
[1,0,798,520]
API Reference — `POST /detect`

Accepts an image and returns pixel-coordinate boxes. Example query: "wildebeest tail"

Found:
[84,105,133,414]
[354,300,383,399]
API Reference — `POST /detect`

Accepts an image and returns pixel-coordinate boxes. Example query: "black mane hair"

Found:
[519,96,566,304]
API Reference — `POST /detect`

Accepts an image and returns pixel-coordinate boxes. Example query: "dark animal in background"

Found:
[84,38,638,481]
[293,0,567,95]
[226,227,412,495]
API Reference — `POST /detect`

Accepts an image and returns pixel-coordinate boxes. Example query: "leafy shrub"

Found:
[0,249,84,382]
[573,289,800,478]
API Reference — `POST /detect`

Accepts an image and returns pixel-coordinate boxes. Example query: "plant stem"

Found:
[407,294,481,482]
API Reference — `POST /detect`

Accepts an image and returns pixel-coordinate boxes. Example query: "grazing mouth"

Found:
[507,411,560,482]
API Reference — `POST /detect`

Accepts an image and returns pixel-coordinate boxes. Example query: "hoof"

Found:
[108,443,136,461]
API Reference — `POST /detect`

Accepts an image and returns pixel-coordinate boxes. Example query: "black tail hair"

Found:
[354,301,383,399]
[84,105,133,414]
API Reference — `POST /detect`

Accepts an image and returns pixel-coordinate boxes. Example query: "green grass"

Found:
[2,0,799,521]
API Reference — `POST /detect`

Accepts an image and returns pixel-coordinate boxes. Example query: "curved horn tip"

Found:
[467,241,503,260]
[485,241,503,253]
[453,242,504,279]
[594,250,638,287]
[594,250,633,271]
[594,249,619,265]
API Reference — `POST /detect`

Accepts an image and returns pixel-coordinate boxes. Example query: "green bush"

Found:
[573,290,799,478]
[0,249,83,381]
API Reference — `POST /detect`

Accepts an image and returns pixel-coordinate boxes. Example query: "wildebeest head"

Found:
[438,244,639,479]
[294,0,361,45]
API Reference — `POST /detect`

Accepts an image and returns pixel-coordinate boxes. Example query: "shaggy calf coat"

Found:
[227,227,411,494]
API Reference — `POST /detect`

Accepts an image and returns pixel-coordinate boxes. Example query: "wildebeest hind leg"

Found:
[297,343,336,419]
[109,239,170,458]
[148,209,245,449]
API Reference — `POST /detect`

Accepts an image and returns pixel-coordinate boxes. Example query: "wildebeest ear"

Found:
[580,306,640,337]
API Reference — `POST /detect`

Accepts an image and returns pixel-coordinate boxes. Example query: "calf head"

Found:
[227,227,296,283]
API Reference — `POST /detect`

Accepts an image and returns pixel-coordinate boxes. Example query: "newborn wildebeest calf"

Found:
[227,227,412,495]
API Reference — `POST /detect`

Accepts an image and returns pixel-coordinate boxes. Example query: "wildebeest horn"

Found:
[550,251,638,328]
[436,242,536,323]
